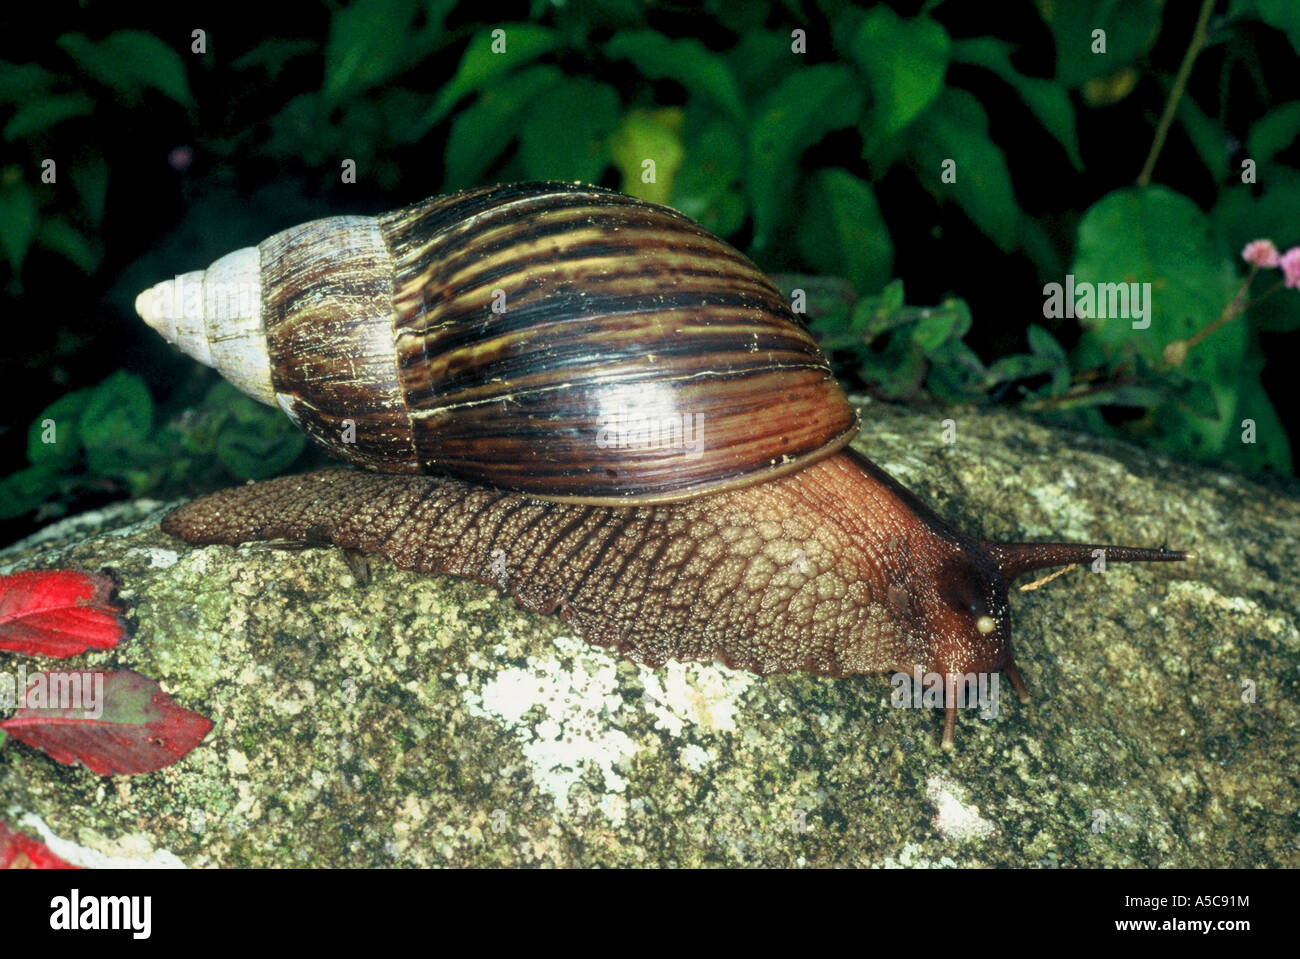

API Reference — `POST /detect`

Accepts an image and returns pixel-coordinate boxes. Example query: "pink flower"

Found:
[1281,247,1300,290]
[1241,239,1280,268]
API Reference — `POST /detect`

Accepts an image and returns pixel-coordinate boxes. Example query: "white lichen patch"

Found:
[0,501,167,563]
[1167,580,1265,618]
[464,634,751,823]
[638,659,754,736]
[874,841,958,868]
[926,773,996,842]
[227,748,250,775]
[124,546,179,569]
[599,793,630,825]
[177,547,215,580]
[16,812,187,868]
[679,743,715,771]
[464,633,640,815]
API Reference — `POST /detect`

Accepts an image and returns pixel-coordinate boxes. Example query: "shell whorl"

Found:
[136,215,416,471]
[135,246,273,404]
[135,182,859,502]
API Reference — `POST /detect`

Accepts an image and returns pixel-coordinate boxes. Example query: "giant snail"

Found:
[135,181,1189,747]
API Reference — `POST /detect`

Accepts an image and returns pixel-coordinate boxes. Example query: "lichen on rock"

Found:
[2,399,1297,867]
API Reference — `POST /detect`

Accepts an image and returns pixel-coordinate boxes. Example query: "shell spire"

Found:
[135,246,275,405]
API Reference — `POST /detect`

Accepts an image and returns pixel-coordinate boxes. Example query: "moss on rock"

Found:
[2,400,1297,867]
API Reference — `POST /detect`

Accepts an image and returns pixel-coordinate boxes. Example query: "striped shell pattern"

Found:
[135,182,858,503]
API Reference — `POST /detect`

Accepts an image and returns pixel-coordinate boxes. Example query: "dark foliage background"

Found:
[2,0,1298,546]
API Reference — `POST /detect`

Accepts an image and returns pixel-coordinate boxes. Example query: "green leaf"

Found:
[2,92,94,139]
[984,352,1057,387]
[851,8,950,142]
[1223,373,1293,472]
[215,396,307,481]
[39,217,100,273]
[78,371,154,455]
[1210,168,1300,280]
[427,24,559,126]
[910,299,972,355]
[1010,78,1084,172]
[443,65,563,188]
[1209,166,1300,333]
[726,31,796,98]
[698,188,746,242]
[880,278,905,314]
[604,30,745,124]
[775,274,857,335]
[608,108,685,205]
[1246,101,1300,166]
[1073,186,1239,368]
[859,334,927,399]
[1073,187,1254,463]
[0,60,57,104]
[28,388,92,470]
[1055,384,1166,410]
[203,381,306,480]
[323,0,424,104]
[1162,368,1222,419]
[1140,374,1236,465]
[1231,0,1300,57]
[912,88,1020,252]
[1042,0,1163,89]
[672,120,745,233]
[0,466,58,520]
[849,280,912,339]
[1176,93,1229,183]
[747,64,863,252]
[0,179,38,272]
[57,31,193,108]
[926,338,989,401]
[951,37,1082,170]
[84,442,161,493]
[230,39,319,78]
[518,78,620,182]
[1028,324,1068,363]
[1027,324,1072,394]
[796,168,893,295]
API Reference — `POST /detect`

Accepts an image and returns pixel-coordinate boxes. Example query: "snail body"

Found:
[138,182,1189,747]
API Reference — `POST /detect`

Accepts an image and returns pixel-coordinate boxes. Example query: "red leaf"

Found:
[0,669,213,775]
[0,822,78,868]
[0,570,132,658]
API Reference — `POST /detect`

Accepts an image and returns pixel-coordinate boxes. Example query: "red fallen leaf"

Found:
[0,569,132,658]
[0,669,213,775]
[0,821,78,868]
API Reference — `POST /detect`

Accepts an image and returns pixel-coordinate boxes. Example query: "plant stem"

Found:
[1137,0,1216,188]
[1185,277,1286,351]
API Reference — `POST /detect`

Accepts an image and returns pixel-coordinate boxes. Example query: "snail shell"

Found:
[135,182,858,503]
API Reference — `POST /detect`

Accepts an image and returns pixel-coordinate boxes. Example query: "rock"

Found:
[1,399,1297,867]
